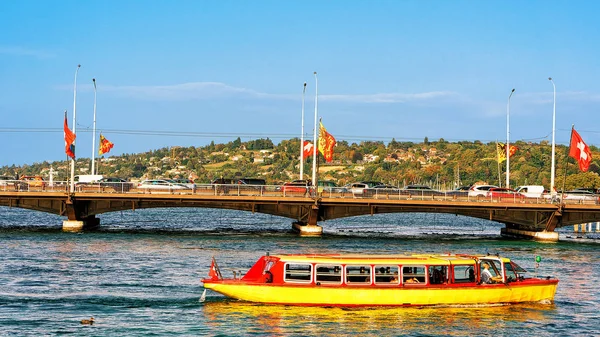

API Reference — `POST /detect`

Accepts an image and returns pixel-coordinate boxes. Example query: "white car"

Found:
[468,185,499,197]
[137,179,187,190]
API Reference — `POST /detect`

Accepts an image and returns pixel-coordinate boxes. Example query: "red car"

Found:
[486,187,522,199]
[280,180,314,195]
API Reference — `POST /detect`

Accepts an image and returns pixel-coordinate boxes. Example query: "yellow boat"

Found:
[201,253,558,307]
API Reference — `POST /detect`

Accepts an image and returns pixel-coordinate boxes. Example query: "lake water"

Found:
[1,207,599,336]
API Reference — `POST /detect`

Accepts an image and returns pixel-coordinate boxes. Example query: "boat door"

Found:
[478,257,504,284]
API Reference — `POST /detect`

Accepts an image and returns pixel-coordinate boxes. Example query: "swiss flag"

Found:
[569,128,592,172]
[208,258,219,281]
[302,141,314,159]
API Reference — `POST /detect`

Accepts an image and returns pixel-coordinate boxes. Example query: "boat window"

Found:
[374,265,399,284]
[504,262,526,282]
[479,259,503,283]
[315,264,342,284]
[402,266,426,284]
[452,265,476,283]
[428,265,448,285]
[345,265,371,284]
[284,263,312,283]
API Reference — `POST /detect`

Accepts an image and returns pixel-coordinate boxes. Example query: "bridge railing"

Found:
[2,181,599,205]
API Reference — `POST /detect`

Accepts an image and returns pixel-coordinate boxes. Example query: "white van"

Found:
[75,175,104,183]
[515,185,545,198]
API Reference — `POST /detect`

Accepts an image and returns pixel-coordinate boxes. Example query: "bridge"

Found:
[2,183,600,241]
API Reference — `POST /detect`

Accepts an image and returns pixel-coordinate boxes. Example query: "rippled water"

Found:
[0,207,599,336]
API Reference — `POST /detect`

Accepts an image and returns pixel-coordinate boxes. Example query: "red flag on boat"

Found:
[208,258,219,281]
[569,128,592,172]
[98,133,114,155]
[63,112,76,159]
[318,121,336,163]
[302,140,314,159]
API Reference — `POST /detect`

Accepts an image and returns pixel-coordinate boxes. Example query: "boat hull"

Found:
[203,280,558,307]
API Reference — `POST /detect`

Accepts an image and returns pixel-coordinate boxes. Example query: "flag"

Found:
[64,112,76,159]
[98,133,114,155]
[318,121,336,162]
[302,140,314,159]
[497,142,518,163]
[208,257,220,281]
[569,128,592,172]
[497,142,506,162]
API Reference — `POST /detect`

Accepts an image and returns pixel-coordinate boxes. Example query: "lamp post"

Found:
[506,88,515,188]
[549,77,556,195]
[311,72,318,188]
[91,78,97,176]
[69,64,81,193]
[299,82,307,180]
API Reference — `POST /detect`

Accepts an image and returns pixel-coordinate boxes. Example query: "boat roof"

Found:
[270,254,510,265]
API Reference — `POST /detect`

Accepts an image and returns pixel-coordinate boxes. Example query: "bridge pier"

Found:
[291,204,323,236]
[63,198,100,232]
[500,227,559,242]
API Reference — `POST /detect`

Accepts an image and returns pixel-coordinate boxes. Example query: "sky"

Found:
[1,0,600,167]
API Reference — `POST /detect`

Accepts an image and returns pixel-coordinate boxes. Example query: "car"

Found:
[486,187,522,199]
[21,175,46,189]
[318,180,346,194]
[468,185,499,197]
[364,184,401,197]
[169,178,195,189]
[563,190,599,202]
[0,175,16,187]
[98,177,133,192]
[359,181,383,188]
[402,184,443,196]
[136,179,187,191]
[237,178,266,186]
[281,180,313,195]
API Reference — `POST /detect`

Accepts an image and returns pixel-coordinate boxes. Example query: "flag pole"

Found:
[91,78,97,176]
[506,88,515,189]
[311,72,318,189]
[69,64,81,193]
[496,141,502,187]
[300,82,306,180]
[560,125,575,199]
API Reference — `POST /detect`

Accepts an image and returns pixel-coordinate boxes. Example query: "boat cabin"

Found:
[236,254,527,287]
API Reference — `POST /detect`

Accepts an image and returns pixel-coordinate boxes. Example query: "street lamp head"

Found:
[548,77,552,81]
[511,88,515,93]
[92,78,96,82]
[314,71,317,75]
[77,64,81,68]
[303,82,306,87]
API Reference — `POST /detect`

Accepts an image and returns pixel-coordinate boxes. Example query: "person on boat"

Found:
[481,262,502,284]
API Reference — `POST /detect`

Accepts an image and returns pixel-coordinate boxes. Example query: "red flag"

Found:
[208,258,219,281]
[98,133,114,155]
[63,113,76,159]
[318,121,336,162]
[302,140,314,159]
[508,145,518,157]
[569,128,592,172]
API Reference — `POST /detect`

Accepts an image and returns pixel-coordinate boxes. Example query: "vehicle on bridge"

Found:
[486,187,524,200]
[468,184,498,198]
[137,179,188,191]
[280,180,313,196]
[20,175,46,190]
[202,253,558,306]
[402,184,443,197]
[363,184,401,198]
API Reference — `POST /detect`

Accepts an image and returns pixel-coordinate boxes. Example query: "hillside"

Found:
[3,137,600,190]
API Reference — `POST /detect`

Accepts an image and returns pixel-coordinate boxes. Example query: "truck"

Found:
[515,185,545,198]
[74,175,104,183]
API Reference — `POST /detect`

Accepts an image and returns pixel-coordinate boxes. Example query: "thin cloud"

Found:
[321,91,456,103]
[70,81,459,104]
[0,46,55,59]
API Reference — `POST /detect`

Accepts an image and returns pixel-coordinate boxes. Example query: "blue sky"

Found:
[1,1,600,166]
